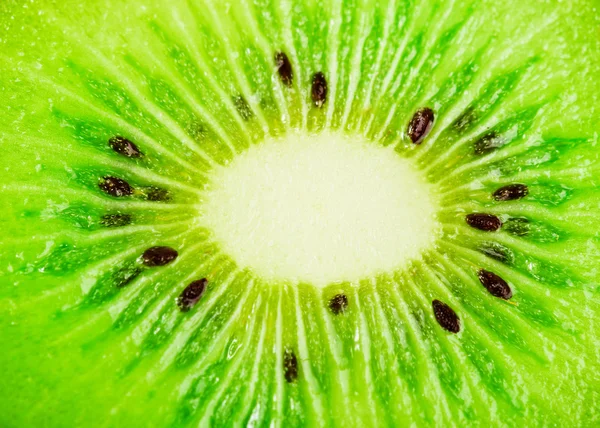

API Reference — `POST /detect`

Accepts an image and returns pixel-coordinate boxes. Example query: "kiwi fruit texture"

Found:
[1,0,599,426]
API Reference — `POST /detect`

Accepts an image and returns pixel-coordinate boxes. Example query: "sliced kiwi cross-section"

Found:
[1,0,600,426]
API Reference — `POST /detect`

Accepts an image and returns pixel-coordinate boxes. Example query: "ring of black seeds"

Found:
[478,269,513,300]
[177,278,208,312]
[283,348,298,383]
[141,246,178,267]
[466,213,502,231]
[108,136,142,158]
[311,72,327,108]
[99,176,133,197]
[328,293,348,315]
[493,184,529,201]
[432,299,461,333]
[407,107,435,144]
[275,51,293,87]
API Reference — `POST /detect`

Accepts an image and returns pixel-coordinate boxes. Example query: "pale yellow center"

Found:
[202,132,439,287]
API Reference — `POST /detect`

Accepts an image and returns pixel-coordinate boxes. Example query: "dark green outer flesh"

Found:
[1,0,600,426]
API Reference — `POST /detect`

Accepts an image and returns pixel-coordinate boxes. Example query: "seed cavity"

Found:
[177,278,208,312]
[474,131,504,155]
[503,217,530,236]
[432,299,460,333]
[328,293,348,315]
[493,184,529,201]
[311,72,327,108]
[99,176,133,197]
[146,186,171,202]
[478,269,513,300]
[407,107,435,144]
[283,348,298,383]
[466,213,502,231]
[452,107,476,131]
[100,213,132,227]
[141,246,178,267]
[478,242,513,264]
[114,266,142,288]
[275,52,293,87]
[233,96,253,120]
[108,136,142,158]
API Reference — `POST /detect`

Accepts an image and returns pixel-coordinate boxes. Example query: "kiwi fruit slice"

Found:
[1,0,599,426]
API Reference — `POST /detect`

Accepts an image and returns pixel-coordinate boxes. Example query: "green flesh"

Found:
[1,0,600,426]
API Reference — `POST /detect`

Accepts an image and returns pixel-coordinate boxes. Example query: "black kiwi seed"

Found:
[177,278,208,312]
[108,136,142,158]
[141,246,178,267]
[100,213,132,227]
[274,51,293,87]
[328,293,348,315]
[432,299,460,333]
[99,176,133,197]
[466,213,502,231]
[233,95,253,120]
[311,72,327,108]
[283,348,298,383]
[407,107,435,144]
[493,184,529,201]
[477,269,513,300]
[474,131,503,155]
[146,187,171,202]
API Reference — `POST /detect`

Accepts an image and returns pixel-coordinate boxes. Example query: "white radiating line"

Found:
[318,288,353,422]
[419,259,532,417]
[170,6,255,148]
[371,279,416,419]
[276,0,309,130]
[373,0,457,142]
[356,0,399,130]
[339,0,375,130]
[23,137,205,196]
[129,254,227,346]
[324,0,343,129]
[0,183,198,211]
[83,45,221,167]
[197,290,268,425]
[153,276,256,381]
[389,274,452,424]
[353,286,382,423]
[274,287,284,428]
[417,12,559,169]
[238,0,290,129]
[201,0,272,136]
[109,261,240,417]
[432,129,543,188]
[7,68,207,176]
[233,286,271,426]
[359,0,422,134]
[291,285,326,423]
[139,46,241,157]
[415,264,497,420]
[48,226,199,346]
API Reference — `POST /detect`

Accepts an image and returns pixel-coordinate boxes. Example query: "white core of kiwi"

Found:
[201,131,439,287]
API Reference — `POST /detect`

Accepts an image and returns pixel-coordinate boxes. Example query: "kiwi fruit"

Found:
[1,0,599,426]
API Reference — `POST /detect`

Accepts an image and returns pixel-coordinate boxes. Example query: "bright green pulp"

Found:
[1,0,600,426]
